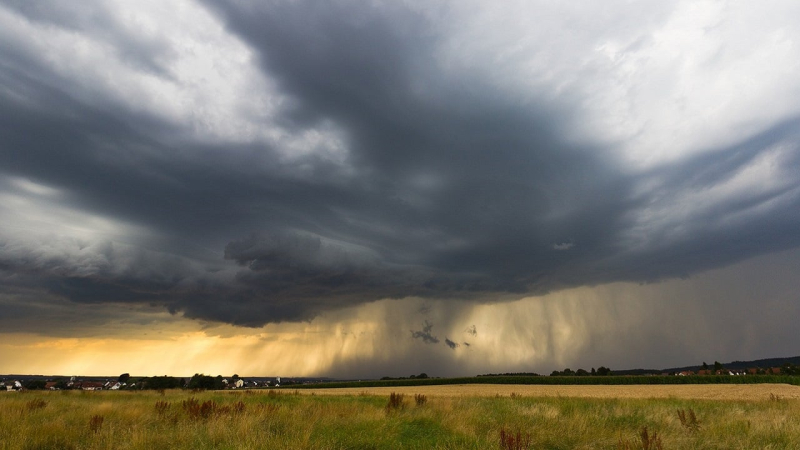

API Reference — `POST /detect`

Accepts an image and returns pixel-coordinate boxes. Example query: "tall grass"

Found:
[1,389,799,449]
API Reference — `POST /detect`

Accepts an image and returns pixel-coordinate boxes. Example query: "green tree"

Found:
[142,376,183,390]
[23,380,47,390]
[187,374,225,390]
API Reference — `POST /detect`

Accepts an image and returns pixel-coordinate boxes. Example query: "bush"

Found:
[89,415,104,435]
[386,392,405,412]
[499,427,531,450]
[154,400,170,415]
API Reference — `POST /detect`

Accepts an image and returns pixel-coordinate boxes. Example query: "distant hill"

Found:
[612,355,800,376]
[663,356,800,373]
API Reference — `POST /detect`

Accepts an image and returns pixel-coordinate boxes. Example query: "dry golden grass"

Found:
[2,387,799,449]
[296,382,800,400]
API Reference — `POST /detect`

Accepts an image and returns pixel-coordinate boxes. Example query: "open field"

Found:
[290,375,800,389]
[296,382,800,400]
[2,385,800,449]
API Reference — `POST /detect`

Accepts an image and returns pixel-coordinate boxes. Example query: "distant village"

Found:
[2,360,797,392]
[0,374,327,392]
[671,367,786,377]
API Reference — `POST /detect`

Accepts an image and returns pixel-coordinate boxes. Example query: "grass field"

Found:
[2,385,799,449]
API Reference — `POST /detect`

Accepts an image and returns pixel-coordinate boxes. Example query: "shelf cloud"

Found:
[1,0,799,376]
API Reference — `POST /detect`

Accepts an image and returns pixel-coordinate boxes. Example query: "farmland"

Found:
[2,384,800,449]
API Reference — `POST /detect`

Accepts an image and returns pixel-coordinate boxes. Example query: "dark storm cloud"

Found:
[1,0,799,329]
[444,338,459,350]
[410,321,439,345]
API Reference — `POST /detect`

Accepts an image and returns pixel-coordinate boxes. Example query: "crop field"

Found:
[298,382,800,400]
[2,384,799,449]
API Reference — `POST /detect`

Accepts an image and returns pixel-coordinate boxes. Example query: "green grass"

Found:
[1,389,799,449]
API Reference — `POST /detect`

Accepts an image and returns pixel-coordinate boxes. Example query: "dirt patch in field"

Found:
[296,383,800,401]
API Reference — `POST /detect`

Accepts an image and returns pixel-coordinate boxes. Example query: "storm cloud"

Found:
[411,321,439,345]
[1,0,800,333]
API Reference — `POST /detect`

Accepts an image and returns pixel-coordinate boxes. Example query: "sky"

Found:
[1,0,799,378]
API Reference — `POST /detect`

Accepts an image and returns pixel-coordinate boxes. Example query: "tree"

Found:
[187,374,225,390]
[714,361,723,373]
[141,376,183,390]
[591,368,596,376]
[24,380,47,390]
[596,366,612,376]
[118,373,130,383]
[702,362,709,371]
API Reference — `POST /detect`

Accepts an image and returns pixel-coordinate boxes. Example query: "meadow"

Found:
[2,385,799,449]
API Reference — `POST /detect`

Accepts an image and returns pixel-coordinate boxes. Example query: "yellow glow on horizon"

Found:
[4,249,798,378]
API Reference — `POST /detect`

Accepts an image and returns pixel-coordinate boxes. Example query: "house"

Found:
[677,371,694,376]
[45,382,59,390]
[3,381,22,391]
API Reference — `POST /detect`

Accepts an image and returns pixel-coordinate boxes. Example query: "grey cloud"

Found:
[225,231,381,272]
[0,0,798,330]
[444,338,459,350]
[1,0,176,76]
[410,321,439,344]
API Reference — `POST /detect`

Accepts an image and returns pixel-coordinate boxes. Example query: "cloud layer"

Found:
[1,0,799,338]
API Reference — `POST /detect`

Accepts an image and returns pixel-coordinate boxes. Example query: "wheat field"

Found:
[297,382,800,400]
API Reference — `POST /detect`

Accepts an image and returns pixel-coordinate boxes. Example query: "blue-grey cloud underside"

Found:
[1,0,799,328]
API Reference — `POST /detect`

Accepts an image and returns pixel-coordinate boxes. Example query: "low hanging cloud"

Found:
[410,321,439,345]
[0,0,799,331]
